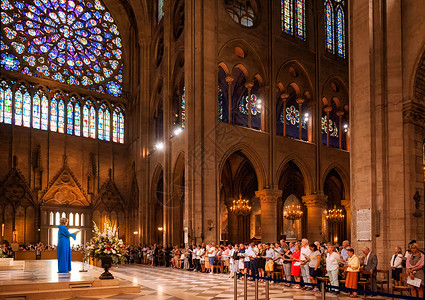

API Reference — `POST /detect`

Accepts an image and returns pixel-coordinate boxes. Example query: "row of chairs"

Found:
[269,264,397,296]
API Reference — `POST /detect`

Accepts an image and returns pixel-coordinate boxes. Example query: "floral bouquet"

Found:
[84,221,127,264]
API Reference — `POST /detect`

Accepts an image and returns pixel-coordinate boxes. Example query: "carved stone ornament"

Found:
[413,190,423,218]
[40,158,89,206]
[403,100,425,128]
[94,174,125,212]
[0,168,36,208]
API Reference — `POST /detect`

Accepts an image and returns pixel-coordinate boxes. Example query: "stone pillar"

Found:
[281,93,288,136]
[341,199,351,242]
[302,194,327,242]
[226,76,234,123]
[255,189,282,243]
[296,98,304,140]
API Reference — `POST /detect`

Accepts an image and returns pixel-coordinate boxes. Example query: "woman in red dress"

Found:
[291,244,302,288]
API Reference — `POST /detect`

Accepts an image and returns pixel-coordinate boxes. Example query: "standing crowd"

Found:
[1,238,423,298]
[135,239,424,298]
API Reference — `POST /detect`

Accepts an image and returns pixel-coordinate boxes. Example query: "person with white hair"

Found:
[300,238,312,289]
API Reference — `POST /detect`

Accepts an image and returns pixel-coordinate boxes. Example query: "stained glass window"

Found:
[321,115,338,137]
[41,93,48,130]
[23,90,31,127]
[239,94,261,115]
[89,105,96,139]
[0,83,4,123]
[98,106,104,139]
[282,0,293,35]
[33,93,40,129]
[83,102,89,137]
[104,106,110,141]
[112,109,118,142]
[218,86,224,122]
[67,100,74,135]
[158,0,164,23]
[15,87,23,126]
[1,0,124,97]
[181,87,185,129]
[1,82,13,124]
[295,0,305,40]
[112,107,124,143]
[280,105,307,129]
[282,0,305,40]
[98,103,110,140]
[325,0,334,53]
[58,98,65,133]
[50,97,58,132]
[336,4,345,58]
[118,110,124,143]
[74,101,81,136]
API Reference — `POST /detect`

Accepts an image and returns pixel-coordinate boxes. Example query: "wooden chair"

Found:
[214,259,224,273]
[317,267,329,286]
[270,263,284,280]
[357,270,373,295]
[376,269,389,294]
[391,273,411,296]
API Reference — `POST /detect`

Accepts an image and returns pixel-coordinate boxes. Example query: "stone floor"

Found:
[52,264,390,300]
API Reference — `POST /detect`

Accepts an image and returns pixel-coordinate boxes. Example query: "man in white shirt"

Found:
[326,245,341,294]
[300,238,312,287]
[246,243,258,277]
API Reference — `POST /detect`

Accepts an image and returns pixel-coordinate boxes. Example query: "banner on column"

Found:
[356,208,371,241]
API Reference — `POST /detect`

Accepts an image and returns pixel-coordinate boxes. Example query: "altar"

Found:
[0,260,140,299]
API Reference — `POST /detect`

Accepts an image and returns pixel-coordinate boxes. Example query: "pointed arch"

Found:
[218,143,267,190]
[321,162,350,201]
[275,154,313,196]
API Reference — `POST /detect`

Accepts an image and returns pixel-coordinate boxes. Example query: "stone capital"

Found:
[225,76,234,84]
[255,189,282,203]
[324,106,332,114]
[280,93,289,100]
[336,111,345,117]
[245,82,254,90]
[296,98,304,105]
[302,194,327,208]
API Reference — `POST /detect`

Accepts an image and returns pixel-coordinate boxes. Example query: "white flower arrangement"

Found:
[84,221,127,263]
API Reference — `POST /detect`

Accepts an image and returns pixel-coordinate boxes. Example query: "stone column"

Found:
[302,194,327,242]
[255,189,282,243]
[341,199,351,242]
[245,82,253,128]
[226,76,234,123]
[296,97,304,140]
[324,106,332,147]
[281,93,288,136]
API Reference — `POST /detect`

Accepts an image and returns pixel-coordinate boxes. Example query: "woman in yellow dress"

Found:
[345,248,360,298]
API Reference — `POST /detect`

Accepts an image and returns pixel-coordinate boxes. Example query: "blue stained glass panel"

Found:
[295,0,305,40]
[98,106,104,139]
[58,98,65,133]
[325,0,334,53]
[282,0,293,35]
[112,109,118,142]
[33,93,40,129]
[41,93,48,130]
[336,4,345,58]
[50,97,57,132]
[23,91,31,127]
[67,100,74,134]
[15,89,23,126]
[74,102,81,136]
[181,86,185,129]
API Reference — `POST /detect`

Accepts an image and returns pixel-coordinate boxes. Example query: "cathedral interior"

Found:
[0,0,424,271]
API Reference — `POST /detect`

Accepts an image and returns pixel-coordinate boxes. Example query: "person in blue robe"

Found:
[57,218,79,273]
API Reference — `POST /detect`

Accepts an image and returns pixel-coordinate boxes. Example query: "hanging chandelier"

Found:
[326,205,345,223]
[283,202,303,220]
[230,195,252,216]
